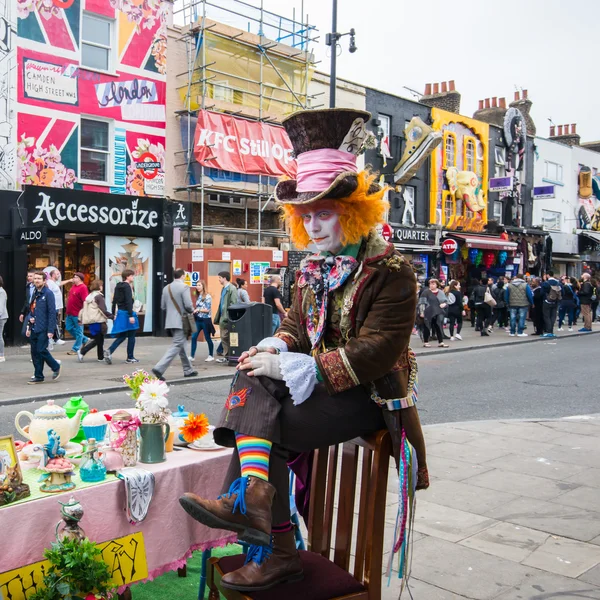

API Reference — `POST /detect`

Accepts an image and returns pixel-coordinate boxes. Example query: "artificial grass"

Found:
[130,544,243,600]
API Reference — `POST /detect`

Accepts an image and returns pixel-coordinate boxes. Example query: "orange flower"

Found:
[180,412,210,443]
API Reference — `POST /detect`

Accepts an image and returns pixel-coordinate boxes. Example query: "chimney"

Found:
[420,80,461,114]
[492,97,497,108]
[499,97,506,109]
[484,98,490,109]
[478,99,484,110]
[510,88,536,136]
[473,93,508,126]
[549,123,581,147]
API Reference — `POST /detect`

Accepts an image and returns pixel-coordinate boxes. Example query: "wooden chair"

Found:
[208,429,393,600]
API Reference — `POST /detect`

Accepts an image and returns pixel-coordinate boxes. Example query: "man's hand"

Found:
[47,333,53,339]
[236,345,278,367]
[129,317,135,324]
[19,315,24,323]
[238,352,282,379]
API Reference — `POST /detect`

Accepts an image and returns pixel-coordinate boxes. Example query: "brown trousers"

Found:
[581,304,593,330]
[214,372,426,524]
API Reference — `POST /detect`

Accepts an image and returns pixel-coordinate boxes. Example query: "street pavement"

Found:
[384,415,600,599]
[1,319,599,406]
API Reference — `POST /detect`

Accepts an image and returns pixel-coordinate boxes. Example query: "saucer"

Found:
[187,441,223,451]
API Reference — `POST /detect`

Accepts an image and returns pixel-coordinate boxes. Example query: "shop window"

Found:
[464,137,476,172]
[493,201,503,224]
[442,132,456,169]
[544,161,563,183]
[443,191,454,224]
[81,13,114,72]
[80,118,111,183]
[542,209,561,231]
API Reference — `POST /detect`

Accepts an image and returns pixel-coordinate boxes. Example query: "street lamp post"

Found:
[325,0,357,108]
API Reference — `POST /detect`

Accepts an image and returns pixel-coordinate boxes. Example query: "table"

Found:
[0,446,237,593]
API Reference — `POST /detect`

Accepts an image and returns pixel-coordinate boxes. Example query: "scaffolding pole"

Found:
[176,0,315,249]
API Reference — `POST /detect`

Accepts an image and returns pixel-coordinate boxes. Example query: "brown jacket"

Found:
[276,231,417,405]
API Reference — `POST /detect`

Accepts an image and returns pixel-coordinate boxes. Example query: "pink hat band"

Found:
[295,148,357,193]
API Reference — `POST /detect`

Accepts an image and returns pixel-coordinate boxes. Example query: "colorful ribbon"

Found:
[110,417,141,449]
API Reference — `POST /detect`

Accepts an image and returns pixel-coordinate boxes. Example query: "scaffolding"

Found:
[173,0,318,248]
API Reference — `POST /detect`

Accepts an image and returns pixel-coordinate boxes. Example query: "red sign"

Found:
[194,110,297,178]
[381,223,393,242]
[135,152,160,179]
[442,238,458,255]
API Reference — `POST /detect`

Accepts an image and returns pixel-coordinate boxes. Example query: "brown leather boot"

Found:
[221,529,304,592]
[179,476,275,546]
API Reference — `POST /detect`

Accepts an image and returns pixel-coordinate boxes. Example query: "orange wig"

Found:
[280,170,389,249]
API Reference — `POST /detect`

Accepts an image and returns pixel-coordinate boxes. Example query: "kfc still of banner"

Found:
[194,110,297,178]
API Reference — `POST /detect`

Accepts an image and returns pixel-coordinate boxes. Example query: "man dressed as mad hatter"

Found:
[180,108,430,592]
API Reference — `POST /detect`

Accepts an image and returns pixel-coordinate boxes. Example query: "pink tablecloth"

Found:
[0,447,237,582]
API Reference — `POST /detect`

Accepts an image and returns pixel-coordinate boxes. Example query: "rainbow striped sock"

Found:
[235,433,272,481]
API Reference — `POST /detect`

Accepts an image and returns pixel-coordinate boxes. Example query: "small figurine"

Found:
[56,496,86,542]
[0,464,31,505]
[38,429,76,493]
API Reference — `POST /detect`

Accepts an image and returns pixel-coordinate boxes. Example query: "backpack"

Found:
[547,283,562,303]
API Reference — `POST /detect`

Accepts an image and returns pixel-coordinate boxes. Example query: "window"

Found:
[443,191,454,225]
[443,132,456,169]
[379,114,391,140]
[211,80,234,103]
[495,147,505,166]
[208,193,245,208]
[544,161,563,183]
[80,118,110,183]
[493,201,503,223]
[464,137,476,172]
[81,13,113,71]
[542,210,561,231]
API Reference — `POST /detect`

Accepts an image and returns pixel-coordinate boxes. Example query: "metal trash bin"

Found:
[227,302,272,360]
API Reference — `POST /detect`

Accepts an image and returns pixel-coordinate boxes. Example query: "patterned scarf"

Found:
[297,255,358,349]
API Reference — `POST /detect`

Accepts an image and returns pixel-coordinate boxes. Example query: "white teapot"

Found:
[15,400,84,447]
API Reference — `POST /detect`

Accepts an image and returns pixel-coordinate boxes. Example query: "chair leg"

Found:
[178,564,187,577]
[198,548,212,600]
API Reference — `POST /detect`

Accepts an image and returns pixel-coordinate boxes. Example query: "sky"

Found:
[238,0,600,142]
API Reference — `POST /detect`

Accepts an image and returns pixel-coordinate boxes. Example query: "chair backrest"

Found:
[306,430,393,600]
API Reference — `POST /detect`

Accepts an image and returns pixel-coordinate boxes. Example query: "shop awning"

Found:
[394,244,440,252]
[580,230,600,244]
[448,234,518,251]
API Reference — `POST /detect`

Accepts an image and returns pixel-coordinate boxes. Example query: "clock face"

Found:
[408,127,423,142]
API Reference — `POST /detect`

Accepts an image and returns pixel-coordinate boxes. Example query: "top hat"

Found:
[275,108,380,204]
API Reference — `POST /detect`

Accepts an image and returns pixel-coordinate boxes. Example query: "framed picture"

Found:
[0,434,21,484]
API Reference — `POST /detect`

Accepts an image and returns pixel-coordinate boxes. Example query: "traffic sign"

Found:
[442,238,458,255]
[381,223,393,242]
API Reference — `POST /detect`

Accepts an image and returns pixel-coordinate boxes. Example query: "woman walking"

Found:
[236,278,250,304]
[190,280,215,362]
[0,276,7,362]
[105,269,139,364]
[77,280,113,362]
[447,280,464,341]
[492,279,508,330]
[420,278,449,348]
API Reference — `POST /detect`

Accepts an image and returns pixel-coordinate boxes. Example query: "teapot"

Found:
[169,404,189,447]
[15,400,84,447]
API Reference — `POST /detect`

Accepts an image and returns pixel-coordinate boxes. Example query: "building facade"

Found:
[0,0,173,344]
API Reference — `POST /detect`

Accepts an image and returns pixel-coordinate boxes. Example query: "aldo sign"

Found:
[18,226,47,245]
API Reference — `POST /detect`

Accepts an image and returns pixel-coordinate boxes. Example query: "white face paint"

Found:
[300,201,344,254]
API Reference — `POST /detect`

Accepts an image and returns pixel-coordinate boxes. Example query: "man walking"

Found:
[263,275,286,334]
[578,272,594,332]
[541,271,562,338]
[19,270,36,347]
[65,273,89,354]
[505,275,533,337]
[27,272,61,384]
[215,271,238,364]
[152,269,198,381]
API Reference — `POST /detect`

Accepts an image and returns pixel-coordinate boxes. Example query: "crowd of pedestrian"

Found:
[416,270,599,347]
[0,267,284,383]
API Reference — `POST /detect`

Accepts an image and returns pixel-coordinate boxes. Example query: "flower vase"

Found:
[139,423,170,464]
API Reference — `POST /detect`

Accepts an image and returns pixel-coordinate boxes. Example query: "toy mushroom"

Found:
[38,429,76,493]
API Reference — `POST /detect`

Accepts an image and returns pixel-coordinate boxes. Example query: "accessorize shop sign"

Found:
[194,109,297,177]
[23,186,163,236]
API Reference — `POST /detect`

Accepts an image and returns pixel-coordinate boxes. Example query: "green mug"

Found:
[139,422,171,464]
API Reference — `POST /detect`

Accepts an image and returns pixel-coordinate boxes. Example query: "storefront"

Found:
[2,187,173,345]
[547,232,580,278]
[442,233,518,284]
[392,226,440,282]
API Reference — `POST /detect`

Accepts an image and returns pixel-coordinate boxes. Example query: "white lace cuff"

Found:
[279,352,317,406]
[256,337,289,353]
